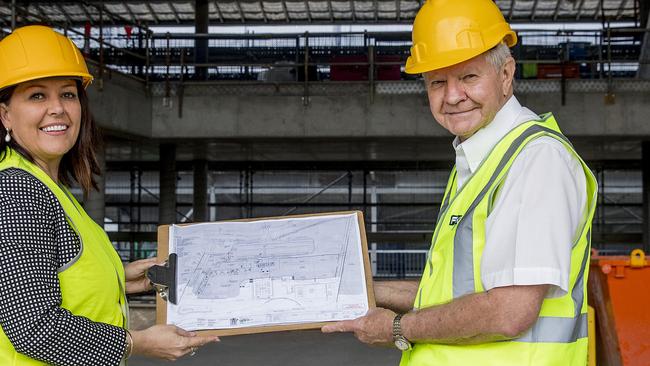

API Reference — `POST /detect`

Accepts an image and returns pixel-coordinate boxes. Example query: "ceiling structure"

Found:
[0,0,639,29]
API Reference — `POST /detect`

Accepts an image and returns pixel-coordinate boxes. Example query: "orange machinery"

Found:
[589,249,650,366]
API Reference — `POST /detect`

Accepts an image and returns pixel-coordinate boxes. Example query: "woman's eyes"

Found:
[29,91,77,100]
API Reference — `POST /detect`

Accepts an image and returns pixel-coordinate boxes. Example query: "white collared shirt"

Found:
[453,96,587,298]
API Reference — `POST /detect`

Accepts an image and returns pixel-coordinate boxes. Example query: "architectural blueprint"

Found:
[166,212,369,331]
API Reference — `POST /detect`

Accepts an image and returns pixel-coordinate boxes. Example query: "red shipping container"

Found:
[330,55,402,81]
[330,55,369,81]
[537,63,580,79]
[376,55,402,81]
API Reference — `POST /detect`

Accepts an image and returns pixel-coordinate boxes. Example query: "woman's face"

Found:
[0,78,81,169]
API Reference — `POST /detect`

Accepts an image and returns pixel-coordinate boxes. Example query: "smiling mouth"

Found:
[40,125,69,133]
[446,108,477,115]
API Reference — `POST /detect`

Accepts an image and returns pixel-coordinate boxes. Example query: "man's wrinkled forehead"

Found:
[423,54,490,80]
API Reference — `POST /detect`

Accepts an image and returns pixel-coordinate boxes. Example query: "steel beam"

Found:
[576,0,586,20]
[553,0,562,20]
[304,0,312,22]
[281,0,290,22]
[123,1,137,23]
[616,0,628,20]
[145,2,160,24]
[531,0,539,20]
[168,1,181,23]
[56,3,74,24]
[213,1,224,22]
[327,0,333,21]
[235,0,246,22]
[259,0,268,22]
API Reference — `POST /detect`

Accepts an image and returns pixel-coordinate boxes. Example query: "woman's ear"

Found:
[0,103,10,129]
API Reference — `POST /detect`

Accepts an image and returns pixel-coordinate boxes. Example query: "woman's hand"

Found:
[130,325,220,361]
[124,258,160,294]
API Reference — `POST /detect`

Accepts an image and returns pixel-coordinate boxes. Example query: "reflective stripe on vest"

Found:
[0,149,127,366]
[403,114,598,366]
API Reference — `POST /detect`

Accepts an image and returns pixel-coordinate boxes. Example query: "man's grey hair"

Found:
[484,42,513,70]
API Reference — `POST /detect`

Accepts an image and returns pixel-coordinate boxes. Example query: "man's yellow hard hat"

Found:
[405,0,517,74]
[0,25,93,91]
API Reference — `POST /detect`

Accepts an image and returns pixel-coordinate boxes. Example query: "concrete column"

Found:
[637,4,650,78]
[159,144,177,225]
[86,144,106,227]
[370,183,378,276]
[641,141,650,253]
[193,159,208,222]
[195,0,209,80]
[642,0,650,30]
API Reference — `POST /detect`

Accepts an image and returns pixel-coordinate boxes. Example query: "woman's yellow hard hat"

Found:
[0,25,93,90]
[405,0,517,74]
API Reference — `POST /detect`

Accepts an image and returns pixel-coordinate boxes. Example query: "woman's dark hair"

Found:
[0,80,102,198]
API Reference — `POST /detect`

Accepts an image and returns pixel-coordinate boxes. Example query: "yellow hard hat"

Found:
[0,25,93,91]
[405,0,517,74]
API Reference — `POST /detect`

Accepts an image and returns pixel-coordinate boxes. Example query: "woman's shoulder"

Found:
[0,168,58,207]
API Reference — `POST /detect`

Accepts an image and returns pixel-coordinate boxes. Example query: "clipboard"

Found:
[147,210,375,336]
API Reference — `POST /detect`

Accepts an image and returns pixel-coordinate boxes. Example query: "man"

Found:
[322,0,597,365]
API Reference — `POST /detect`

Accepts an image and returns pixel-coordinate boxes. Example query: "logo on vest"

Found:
[449,215,462,226]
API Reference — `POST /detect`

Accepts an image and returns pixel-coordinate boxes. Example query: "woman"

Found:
[0,25,218,365]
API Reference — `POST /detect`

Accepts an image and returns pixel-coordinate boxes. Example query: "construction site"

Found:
[0,1,649,365]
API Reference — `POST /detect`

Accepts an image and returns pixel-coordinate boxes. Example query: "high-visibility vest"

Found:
[0,149,127,365]
[400,114,597,366]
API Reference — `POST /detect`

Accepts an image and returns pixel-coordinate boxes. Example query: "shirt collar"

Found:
[452,96,536,173]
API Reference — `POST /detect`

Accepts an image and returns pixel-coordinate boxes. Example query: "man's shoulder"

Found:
[512,136,584,180]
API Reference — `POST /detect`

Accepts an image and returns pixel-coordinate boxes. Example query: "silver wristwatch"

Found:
[393,313,412,351]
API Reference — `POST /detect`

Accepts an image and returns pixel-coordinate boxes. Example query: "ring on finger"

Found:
[189,346,197,356]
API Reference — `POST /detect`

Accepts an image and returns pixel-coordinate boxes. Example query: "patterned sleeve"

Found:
[0,171,127,366]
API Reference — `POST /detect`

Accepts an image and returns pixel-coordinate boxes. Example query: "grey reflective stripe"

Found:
[428,170,457,276]
[453,214,475,297]
[452,124,560,297]
[516,313,588,343]
[436,170,455,223]
[516,232,591,344]
[58,213,84,273]
[571,229,591,316]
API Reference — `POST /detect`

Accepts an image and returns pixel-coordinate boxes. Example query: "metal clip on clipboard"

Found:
[146,253,178,305]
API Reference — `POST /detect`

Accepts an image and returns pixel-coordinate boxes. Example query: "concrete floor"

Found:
[129,330,401,366]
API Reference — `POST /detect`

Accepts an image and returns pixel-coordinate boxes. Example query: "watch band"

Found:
[393,313,412,351]
[393,313,405,339]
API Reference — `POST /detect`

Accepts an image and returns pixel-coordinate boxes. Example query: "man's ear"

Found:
[501,56,516,96]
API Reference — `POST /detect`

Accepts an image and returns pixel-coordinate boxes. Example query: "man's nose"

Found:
[443,79,467,105]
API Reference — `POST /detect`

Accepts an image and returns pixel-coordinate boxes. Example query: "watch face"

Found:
[394,337,412,351]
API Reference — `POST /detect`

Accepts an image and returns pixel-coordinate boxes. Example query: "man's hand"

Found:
[124,258,160,294]
[321,307,396,347]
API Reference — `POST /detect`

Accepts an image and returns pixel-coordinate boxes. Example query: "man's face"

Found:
[423,54,514,141]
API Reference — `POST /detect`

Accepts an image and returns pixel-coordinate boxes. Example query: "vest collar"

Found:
[452,96,538,188]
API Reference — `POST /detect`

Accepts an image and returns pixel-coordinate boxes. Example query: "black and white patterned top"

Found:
[0,168,126,366]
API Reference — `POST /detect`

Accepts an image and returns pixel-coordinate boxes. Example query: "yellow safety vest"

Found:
[400,114,597,366]
[0,148,127,365]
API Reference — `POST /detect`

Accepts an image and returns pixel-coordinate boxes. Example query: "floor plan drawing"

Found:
[166,212,370,331]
